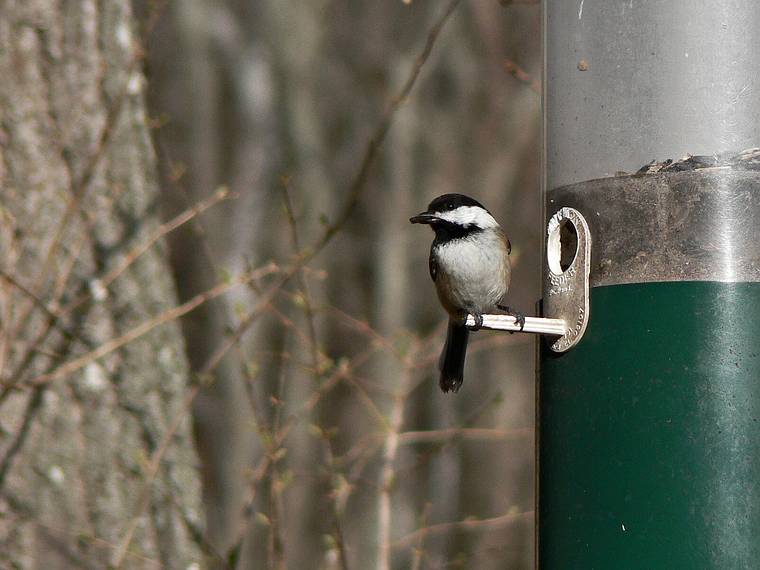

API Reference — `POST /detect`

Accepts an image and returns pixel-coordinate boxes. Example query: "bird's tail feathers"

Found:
[439,320,469,393]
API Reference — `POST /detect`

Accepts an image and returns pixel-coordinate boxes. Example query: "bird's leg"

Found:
[467,312,484,331]
[497,304,526,332]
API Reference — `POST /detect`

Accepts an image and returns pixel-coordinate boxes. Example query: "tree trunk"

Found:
[0,0,202,567]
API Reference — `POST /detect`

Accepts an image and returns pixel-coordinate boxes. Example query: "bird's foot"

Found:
[467,312,484,331]
[497,305,526,332]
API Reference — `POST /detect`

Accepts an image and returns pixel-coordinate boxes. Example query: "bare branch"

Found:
[398,427,533,445]
[101,186,233,289]
[315,0,462,254]
[410,503,432,570]
[109,382,203,567]
[393,510,534,550]
[376,389,406,570]
[0,387,45,490]
[279,178,321,377]
[321,435,351,570]
[280,179,351,568]
[0,271,61,326]
[27,264,278,387]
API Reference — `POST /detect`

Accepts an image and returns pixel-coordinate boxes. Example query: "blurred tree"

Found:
[0,0,202,567]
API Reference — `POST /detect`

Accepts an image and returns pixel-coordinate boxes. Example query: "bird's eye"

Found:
[446,203,454,210]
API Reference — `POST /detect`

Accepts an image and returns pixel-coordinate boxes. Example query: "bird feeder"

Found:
[538,1,760,568]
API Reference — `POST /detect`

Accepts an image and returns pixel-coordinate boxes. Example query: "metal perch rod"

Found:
[465,314,566,336]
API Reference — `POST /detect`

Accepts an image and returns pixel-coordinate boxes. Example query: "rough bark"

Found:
[0,0,202,567]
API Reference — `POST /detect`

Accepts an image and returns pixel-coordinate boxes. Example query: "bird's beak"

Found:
[410,212,439,225]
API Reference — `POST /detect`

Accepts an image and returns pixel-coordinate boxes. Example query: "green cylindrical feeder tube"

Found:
[540,172,760,568]
[540,1,760,568]
[541,280,760,567]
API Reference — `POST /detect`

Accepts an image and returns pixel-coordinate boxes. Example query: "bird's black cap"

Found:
[427,193,487,214]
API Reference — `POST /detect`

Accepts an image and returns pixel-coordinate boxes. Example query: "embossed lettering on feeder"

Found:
[544,207,591,352]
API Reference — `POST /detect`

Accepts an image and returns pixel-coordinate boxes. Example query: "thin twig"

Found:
[393,510,534,550]
[6,187,235,385]
[410,503,432,570]
[227,454,273,568]
[0,271,60,324]
[314,0,463,255]
[0,269,91,357]
[101,186,233,290]
[398,427,532,445]
[0,212,22,379]
[0,387,45,489]
[275,345,380,448]
[53,186,232,322]
[267,468,286,570]
[342,374,391,430]
[376,341,419,570]
[230,344,380,561]
[281,178,352,568]
[109,383,201,568]
[1,215,97,390]
[321,434,350,570]
[50,201,92,304]
[267,344,288,570]
[5,187,233,388]
[279,178,321,377]
[0,281,90,495]
[171,497,229,567]
[325,306,399,356]
[1,493,163,568]
[377,388,406,570]
[26,264,278,387]
[250,300,320,374]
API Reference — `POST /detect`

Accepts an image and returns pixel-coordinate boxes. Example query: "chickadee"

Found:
[410,193,523,393]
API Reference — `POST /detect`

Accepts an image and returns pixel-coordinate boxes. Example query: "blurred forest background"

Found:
[0,0,540,568]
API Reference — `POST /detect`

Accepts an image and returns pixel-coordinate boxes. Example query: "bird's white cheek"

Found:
[437,206,499,229]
